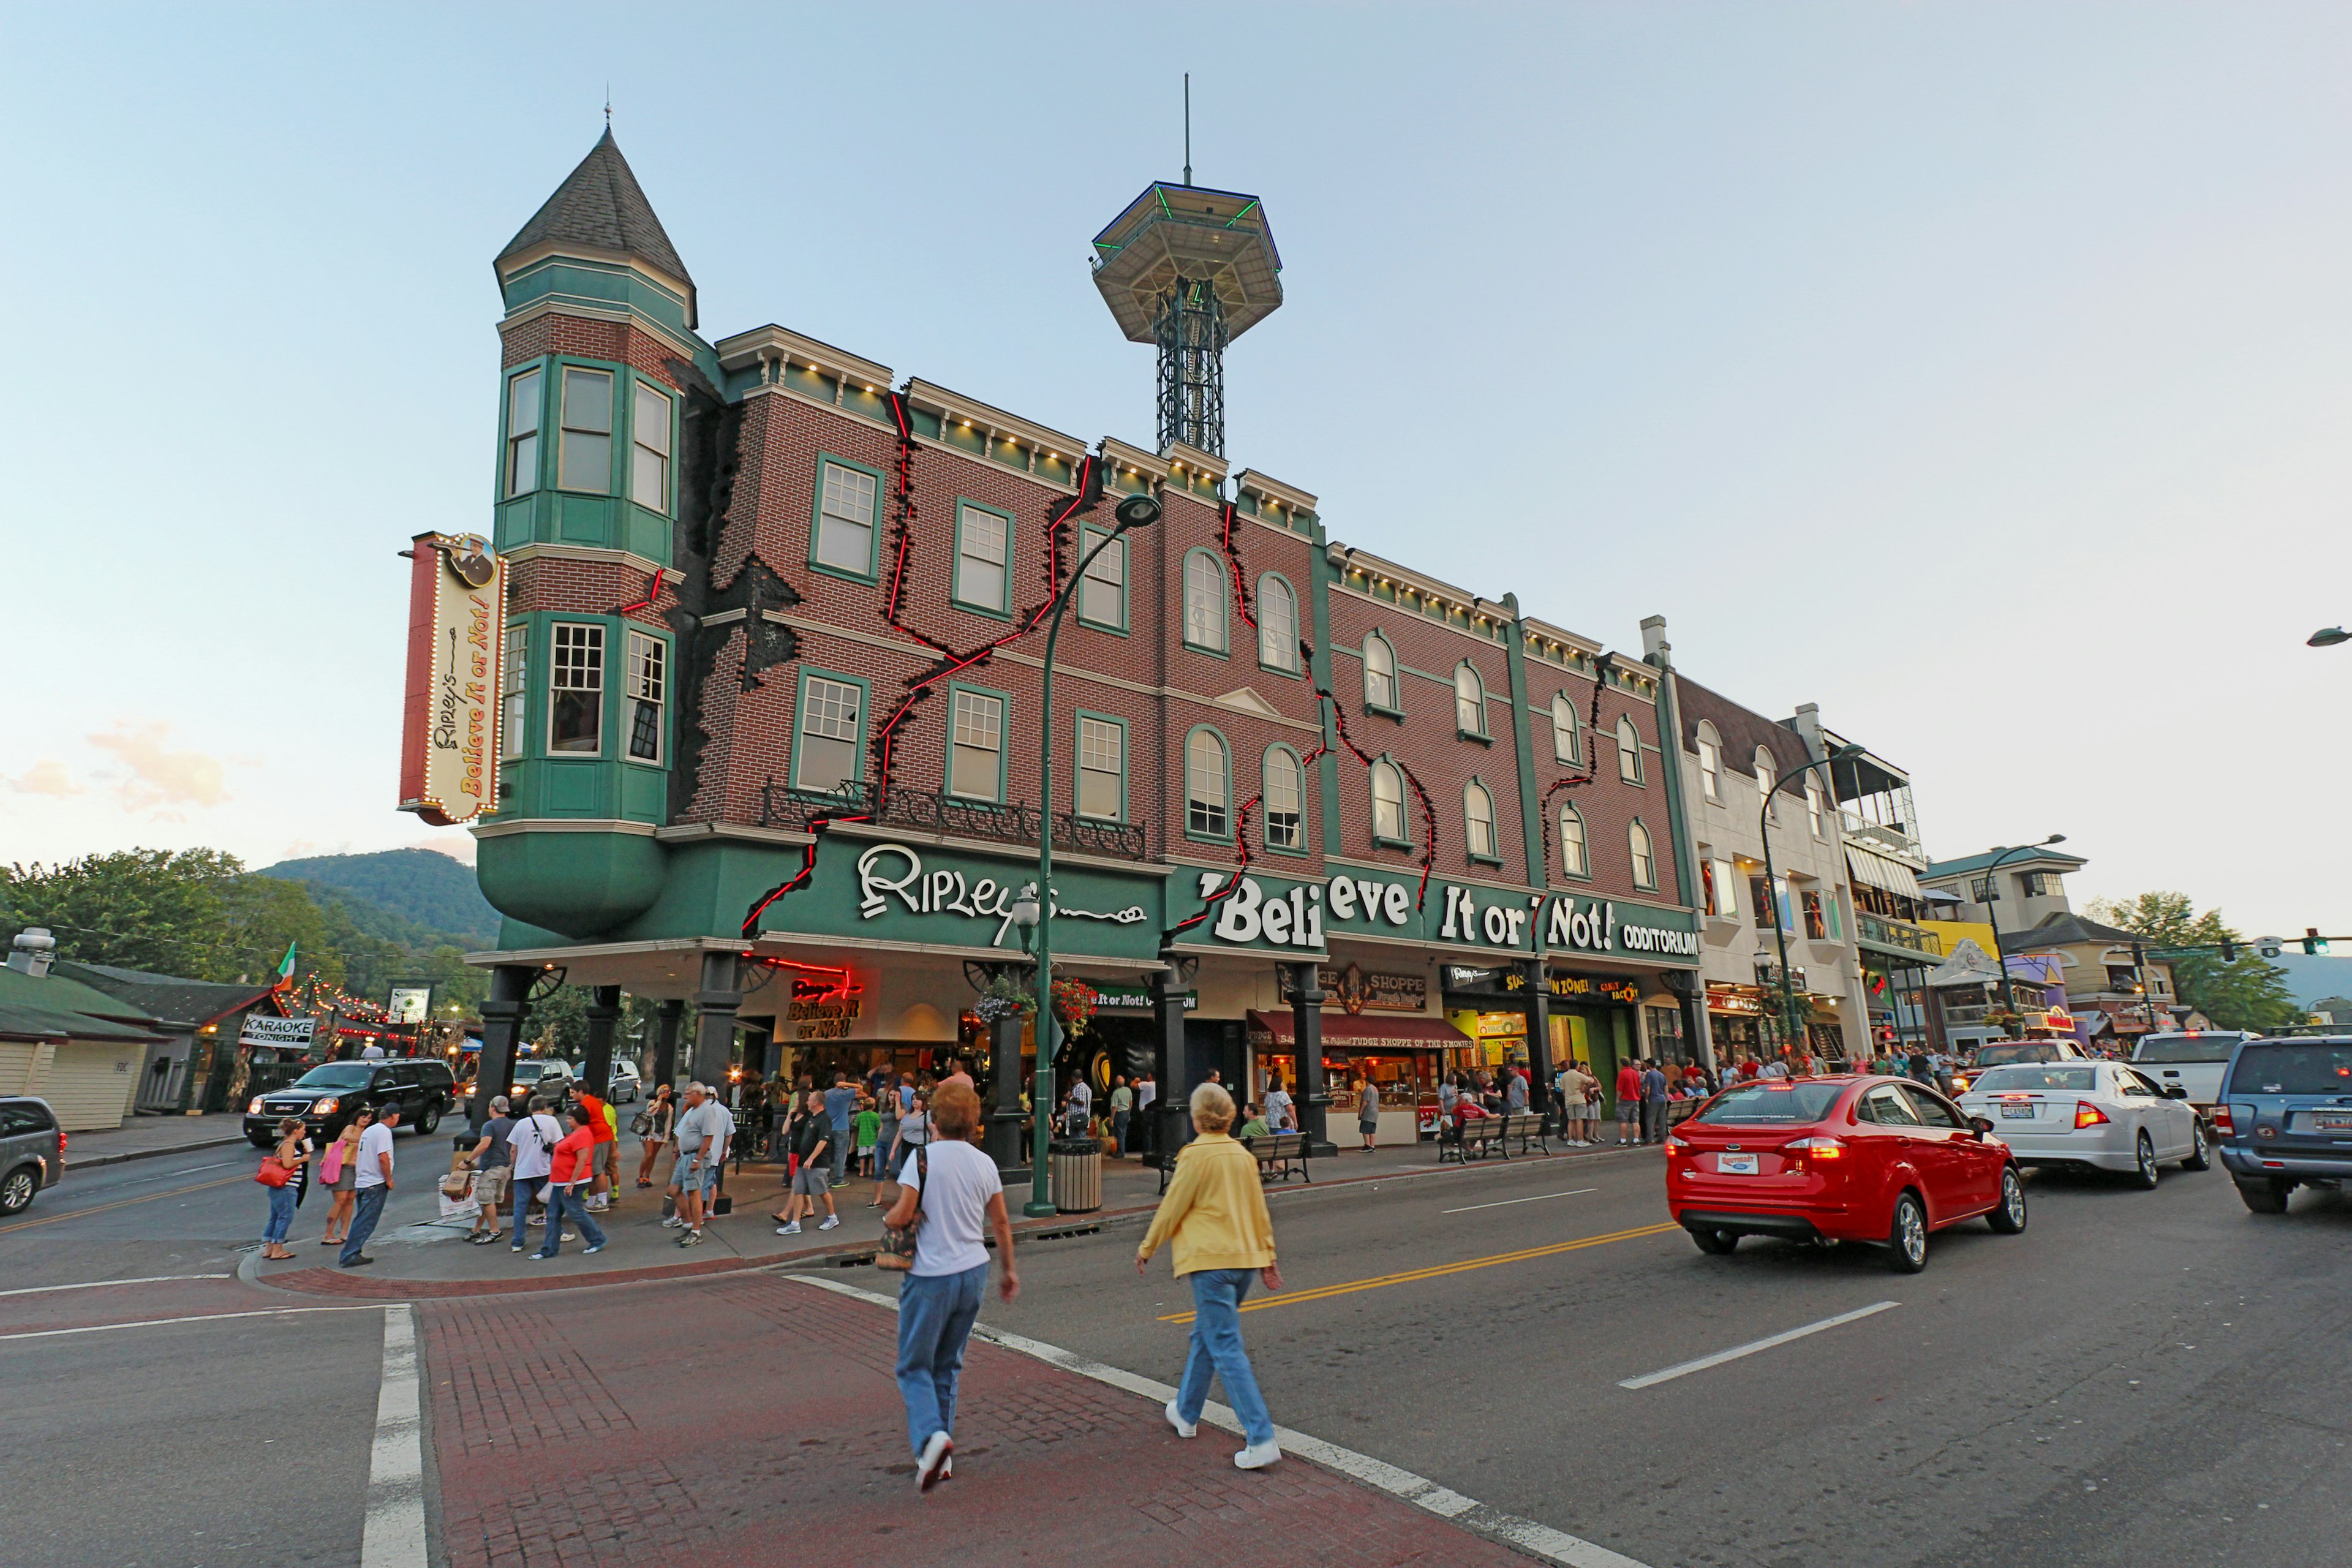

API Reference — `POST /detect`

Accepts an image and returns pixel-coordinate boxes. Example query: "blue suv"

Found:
[2214,1035,2352,1213]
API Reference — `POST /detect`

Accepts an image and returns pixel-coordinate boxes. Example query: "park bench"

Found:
[1498,1110,1551,1157]
[1242,1131,1310,1185]
[1436,1116,1507,1164]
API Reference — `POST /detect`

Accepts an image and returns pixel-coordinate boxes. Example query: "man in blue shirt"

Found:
[1639,1060,1670,1145]
[823,1072,857,1188]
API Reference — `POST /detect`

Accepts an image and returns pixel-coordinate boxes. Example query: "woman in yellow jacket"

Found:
[1136,1082,1284,1469]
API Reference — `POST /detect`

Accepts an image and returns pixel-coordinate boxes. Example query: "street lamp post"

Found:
[1021,491,1160,1218]
[1975,835,2067,1037]
[1758,745,1866,1060]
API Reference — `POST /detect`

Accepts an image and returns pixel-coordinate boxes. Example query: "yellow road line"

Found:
[0,1175,250,1235]
[1159,1221,1682,1322]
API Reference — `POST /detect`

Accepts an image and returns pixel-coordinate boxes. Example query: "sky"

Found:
[4,3,2346,938]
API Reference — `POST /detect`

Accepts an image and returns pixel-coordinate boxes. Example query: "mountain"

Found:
[256,850,499,946]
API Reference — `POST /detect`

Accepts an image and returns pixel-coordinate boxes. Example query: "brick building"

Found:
[461,132,1702,1148]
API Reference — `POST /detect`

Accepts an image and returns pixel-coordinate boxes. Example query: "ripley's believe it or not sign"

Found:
[790,839,1697,966]
[398,532,505,826]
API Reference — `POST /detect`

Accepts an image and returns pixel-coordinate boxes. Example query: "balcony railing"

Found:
[1859,912,1942,957]
[757,779,1149,860]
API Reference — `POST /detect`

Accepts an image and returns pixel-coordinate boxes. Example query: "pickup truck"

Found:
[2132,1031,2254,1122]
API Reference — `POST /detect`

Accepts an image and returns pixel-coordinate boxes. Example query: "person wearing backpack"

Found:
[882,1082,1017,1491]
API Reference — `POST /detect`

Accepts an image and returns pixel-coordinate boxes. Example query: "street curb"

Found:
[247,1141,1655,1302]
[69,1133,249,1170]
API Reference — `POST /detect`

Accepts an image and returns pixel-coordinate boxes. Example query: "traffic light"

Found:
[2219,939,2237,963]
[2305,927,2330,956]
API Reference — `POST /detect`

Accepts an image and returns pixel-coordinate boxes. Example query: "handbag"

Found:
[318,1143,344,1185]
[630,1109,654,1138]
[255,1157,292,1189]
[874,1144,925,1272]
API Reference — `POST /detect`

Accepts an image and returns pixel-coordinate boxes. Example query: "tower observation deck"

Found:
[1090,182,1282,458]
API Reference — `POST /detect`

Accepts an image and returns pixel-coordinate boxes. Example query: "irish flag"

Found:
[274,942,298,992]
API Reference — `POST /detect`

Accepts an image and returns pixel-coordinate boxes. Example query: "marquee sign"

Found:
[398,532,505,826]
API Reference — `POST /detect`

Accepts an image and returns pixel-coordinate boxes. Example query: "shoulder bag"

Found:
[875,1144,927,1272]
[255,1155,292,1188]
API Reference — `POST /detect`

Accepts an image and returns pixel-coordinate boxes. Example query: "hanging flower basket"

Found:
[1051,978,1099,1033]
[972,974,1035,1025]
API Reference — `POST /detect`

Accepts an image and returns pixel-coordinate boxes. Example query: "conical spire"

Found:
[498,129,695,323]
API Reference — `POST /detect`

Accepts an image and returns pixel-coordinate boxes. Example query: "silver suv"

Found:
[1,1097,62,1216]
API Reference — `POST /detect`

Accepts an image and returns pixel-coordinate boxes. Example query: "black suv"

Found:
[0,1097,62,1216]
[243,1058,458,1147]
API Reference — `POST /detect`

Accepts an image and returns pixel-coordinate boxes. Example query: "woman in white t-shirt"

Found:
[882,1082,1017,1492]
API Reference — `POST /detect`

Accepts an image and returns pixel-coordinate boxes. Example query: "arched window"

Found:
[1363,633,1398,710]
[1464,781,1496,859]
[1455,663,1485,735]
[1371,760,1406,843]
[1186,728,1230,838]
[1616,715,1643,783]
[1183,550,1227,653]
[1257,574,1298,673]
[1551,692,1580,764]
[1629,820,1656,888]
[1805,777,1823,837]
[1695,722,1722,801]
[1755,747,1777,819]
[1559,804,1589,878]
[1264,745,1303,850]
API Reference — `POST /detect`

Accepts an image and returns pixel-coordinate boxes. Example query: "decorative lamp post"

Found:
[1758,744,1867,1060]
[1025,492,1161,1216]
[1975,835,2066,1036]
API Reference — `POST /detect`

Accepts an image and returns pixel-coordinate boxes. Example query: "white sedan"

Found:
[1956,1061,2207,1189]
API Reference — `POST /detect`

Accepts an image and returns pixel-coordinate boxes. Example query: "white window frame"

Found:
[1697,725,1721,801]
[813,460,880,578]
[1464,781,1496,859]
[1364,633,1398,711]
[505,369,541,498]
[548,622,605,755]
[1455,664,1486,736]
[630,382,672,513]
[1257,574,1299,672]
[1076,715,1125,821]
[1551,692,1579,764]
[1183,550,1228,653]
[794,674,865,796]
[1755,748,1777,820]
[1560,804,1589,878]
[1629,820,1657,889]
[948,688,1005,801]
[1078,527,1127,630]
[624,630,665,764]
[1617,715,1643,783]
[557,366,614,494]
[1371,760,1407,843]
[952,503,1012,614]
[1264,745,1303,850]
[500,623,528,760]
[1805,777,1823,838]
[1186,728,1231,839]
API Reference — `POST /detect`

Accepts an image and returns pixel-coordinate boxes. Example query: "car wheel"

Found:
[2130,1131,2159,1190]
[2235,1178,2291,1215]
[1688,1226,1739,1255]
[2179,1125,2210,1172]
[1887,1192,1929,1273]
[415,1101,442,1137]
[0,1166,36,1216]
[1986,1166,2028,1234]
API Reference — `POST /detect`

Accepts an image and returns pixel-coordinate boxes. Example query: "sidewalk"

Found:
[258,1133,1655,1300]
[421,1268,1537,1568]
[66,1114,249,1168]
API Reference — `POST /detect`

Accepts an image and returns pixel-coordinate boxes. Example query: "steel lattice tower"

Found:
[1091,183,1281,457]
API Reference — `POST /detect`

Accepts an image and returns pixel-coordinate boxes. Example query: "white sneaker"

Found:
[1234,1439,1281,1470]
[1164,1401,1197,1439]
[916,1430,952,1492]
[660,1215,684,1227]
[818,1215,840,1231]
[780,1221,801,1234]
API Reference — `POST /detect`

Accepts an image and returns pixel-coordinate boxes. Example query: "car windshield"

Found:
[290,1064,375,1090]
[1973,1044,2060,1068]
[2136,1035,2237,1063]
[1971,1065,2096,1093]
[2228,1044,2352,1096]
[1692,1082,1845,1124]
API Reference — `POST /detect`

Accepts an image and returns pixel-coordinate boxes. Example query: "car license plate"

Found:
[1717,1153,1758,1175]
[2000,1102,2036,1120]
[2316,1113,2352,1132]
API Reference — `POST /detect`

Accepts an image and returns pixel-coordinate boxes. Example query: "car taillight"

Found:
[1783,1136,1846,1160]
[2211,1106,2234,1136]
[2074,1101,2110,1129]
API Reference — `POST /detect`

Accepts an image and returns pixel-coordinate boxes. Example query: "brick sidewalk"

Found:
[421,1271,1532,1567]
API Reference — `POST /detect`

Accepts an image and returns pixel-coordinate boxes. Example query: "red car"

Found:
[1665,1075,2027,1272]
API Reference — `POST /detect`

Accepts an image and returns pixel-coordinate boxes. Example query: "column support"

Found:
[1287,960,1336,1157]
[582,985,621,1101]
[472,964,535,1134]
[651,998,684,1090]
[692,951,742,1088]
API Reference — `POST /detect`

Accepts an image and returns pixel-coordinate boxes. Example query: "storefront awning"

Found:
[1246,1011,1473,1051]
[1845,846,1923,900]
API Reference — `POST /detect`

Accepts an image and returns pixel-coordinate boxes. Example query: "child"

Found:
[853,1095,881,1178]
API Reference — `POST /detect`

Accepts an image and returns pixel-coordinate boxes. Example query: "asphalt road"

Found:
[981,1144,2352,1568]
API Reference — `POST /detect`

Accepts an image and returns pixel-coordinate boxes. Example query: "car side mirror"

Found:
[1969,1116,1997,1136]
[2164,1085,2188,1099]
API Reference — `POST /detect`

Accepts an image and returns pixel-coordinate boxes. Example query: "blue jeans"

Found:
[340,1186,388,1264]
[263,1183,295,1244]
[895,1262,987,1457]
[831,1125,851,1185]
[510,1175,546,1248]
[537,1183,605,1257]
[1177,1268,1275,1447]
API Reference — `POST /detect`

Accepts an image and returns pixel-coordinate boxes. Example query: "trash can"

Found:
[1049,1137,1102,1214]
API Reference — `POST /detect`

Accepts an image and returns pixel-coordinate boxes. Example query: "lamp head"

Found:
[1830,743,1868,761]
[1113,494,1161,530]
[1009,884,1042,930]
[2042,834,2067,846]
[2309,626,2350,648]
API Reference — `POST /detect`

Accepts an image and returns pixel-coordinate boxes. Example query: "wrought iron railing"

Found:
[1859,912,1942,956]
[756,778,1148,859]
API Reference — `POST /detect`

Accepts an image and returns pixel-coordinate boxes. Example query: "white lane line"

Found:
[783,1273,1654,1568]
[0,1305,391,1341]
[0,1272,234,1298]
[361,1303,429,1568]
[1617,1301,1901,1390]
[1441,1188,1597,1215]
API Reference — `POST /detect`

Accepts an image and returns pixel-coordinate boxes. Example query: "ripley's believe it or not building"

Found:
[428,130,1948,1147]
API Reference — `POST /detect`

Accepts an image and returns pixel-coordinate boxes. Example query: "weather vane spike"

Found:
[605,83,612,127]
[1182,74,1192,188]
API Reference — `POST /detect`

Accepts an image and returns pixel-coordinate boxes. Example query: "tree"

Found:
[2087,891,2302,1033]
[2,848,244,978]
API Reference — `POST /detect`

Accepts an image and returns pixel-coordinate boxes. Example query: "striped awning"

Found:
[1846,845,1923,901]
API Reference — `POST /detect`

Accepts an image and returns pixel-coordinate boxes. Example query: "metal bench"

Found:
[1436,1117,1508,1164]
[1242,1131,1310,1185]
[1498,1110,1551,1157]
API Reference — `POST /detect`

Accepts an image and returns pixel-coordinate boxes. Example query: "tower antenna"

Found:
[605,83,612,127]
[1182,74,1191,188]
